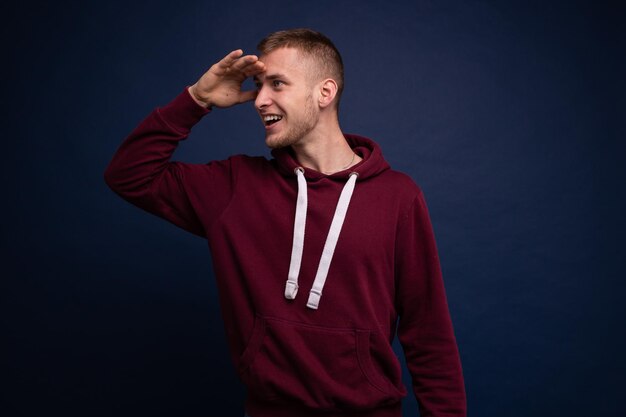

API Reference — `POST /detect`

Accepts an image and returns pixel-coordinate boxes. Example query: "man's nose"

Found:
[255,86,271,110]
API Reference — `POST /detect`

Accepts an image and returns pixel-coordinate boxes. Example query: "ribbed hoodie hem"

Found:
[245,398,402,417]
[156,87,211,134]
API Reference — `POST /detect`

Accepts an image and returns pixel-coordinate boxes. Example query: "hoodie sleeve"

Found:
[395,189,467,417]
[104,88,236,237]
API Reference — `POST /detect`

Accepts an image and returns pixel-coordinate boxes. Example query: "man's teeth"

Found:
[264,115,283,123]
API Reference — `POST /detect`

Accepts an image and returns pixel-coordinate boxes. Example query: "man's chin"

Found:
[265,135,292,150]
[265,139,282,150]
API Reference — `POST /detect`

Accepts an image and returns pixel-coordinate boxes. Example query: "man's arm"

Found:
[104,50,265,235]
[395,190,467,417]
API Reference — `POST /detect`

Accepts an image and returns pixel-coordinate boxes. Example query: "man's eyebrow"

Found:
[267,73,288,80]
[253,73,289,83]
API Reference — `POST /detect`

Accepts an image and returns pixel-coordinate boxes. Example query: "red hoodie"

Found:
[104,89,466,417]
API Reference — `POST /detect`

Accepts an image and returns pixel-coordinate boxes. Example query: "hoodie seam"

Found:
[207,155,243,237]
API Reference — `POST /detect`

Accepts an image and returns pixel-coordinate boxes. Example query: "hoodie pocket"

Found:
[237,315,405,410]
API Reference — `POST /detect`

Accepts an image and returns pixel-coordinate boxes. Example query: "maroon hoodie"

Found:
[104,89,466,417]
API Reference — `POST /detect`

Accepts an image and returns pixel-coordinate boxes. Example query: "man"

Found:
[105,29,466,417]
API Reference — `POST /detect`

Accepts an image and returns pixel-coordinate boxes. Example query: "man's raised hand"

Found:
[188,49,265,109]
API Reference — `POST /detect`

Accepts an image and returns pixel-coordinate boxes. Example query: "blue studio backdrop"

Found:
[3,1,624,416]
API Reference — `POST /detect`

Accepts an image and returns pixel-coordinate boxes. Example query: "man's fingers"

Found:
[213,51,264,81]
[216,49,244,69]
[231,54,260,72]
[242,61,266,77]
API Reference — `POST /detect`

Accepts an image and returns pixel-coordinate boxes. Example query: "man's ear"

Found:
[318,78,338,108]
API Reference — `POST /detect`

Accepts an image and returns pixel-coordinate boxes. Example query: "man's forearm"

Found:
[104,88,210,199]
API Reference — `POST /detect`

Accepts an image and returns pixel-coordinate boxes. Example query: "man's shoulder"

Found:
[220,154,279,178]
[376,168,423,197]
[188,154,274,180]
[204,153,272,168]
[227,154,272,165]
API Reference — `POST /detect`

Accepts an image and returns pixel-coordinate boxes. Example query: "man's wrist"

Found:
[187,85,212,109]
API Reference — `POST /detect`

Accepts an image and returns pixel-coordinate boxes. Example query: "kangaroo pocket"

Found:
[237,315,406,410]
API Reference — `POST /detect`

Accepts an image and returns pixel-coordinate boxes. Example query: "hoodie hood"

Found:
[271,134,390,181]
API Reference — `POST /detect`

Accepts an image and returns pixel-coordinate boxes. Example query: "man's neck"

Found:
[292,121,362,175]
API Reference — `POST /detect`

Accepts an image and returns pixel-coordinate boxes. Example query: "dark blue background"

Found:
[3,1,624,416]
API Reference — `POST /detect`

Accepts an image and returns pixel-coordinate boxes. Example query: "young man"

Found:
[105,29,466,417]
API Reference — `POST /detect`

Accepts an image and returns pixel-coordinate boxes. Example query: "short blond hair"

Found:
[257,28,344,107]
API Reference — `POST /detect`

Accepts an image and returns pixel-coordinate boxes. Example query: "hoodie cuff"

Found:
[156,87,212,133]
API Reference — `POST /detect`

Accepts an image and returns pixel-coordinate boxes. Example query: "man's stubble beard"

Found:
[266,95,318,150]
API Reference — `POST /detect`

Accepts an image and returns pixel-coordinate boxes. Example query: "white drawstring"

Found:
[284,168,359,310]
[284,167,307,300]
[307,172,358,309]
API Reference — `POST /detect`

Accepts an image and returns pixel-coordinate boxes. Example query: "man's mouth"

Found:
[263,114,283,127]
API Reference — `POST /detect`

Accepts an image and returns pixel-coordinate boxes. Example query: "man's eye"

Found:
[272,80,283,87]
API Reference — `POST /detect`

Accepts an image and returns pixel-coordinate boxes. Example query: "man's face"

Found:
[254,47,319,149]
